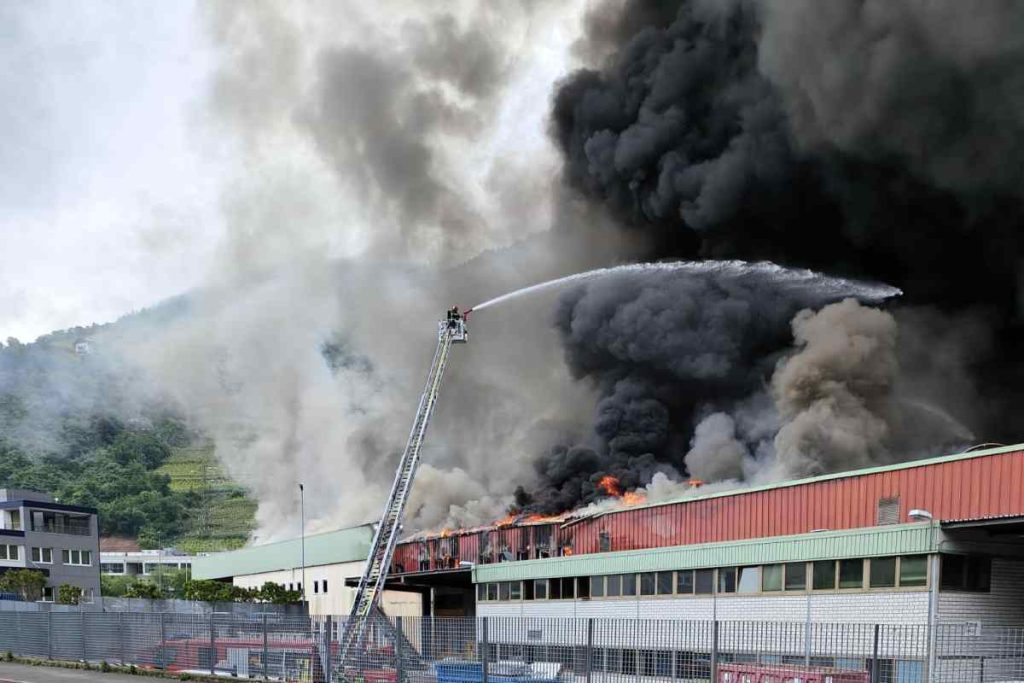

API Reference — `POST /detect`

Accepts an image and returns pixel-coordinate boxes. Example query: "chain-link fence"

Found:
[0,613,1019,682]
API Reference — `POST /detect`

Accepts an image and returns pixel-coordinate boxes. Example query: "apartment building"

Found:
[0,489,100,602]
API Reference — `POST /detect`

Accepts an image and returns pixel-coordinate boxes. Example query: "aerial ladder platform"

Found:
[334,307,469,678]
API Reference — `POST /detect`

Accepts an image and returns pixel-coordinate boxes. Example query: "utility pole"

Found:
[299,483,306,607]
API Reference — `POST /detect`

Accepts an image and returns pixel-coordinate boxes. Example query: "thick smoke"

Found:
[532,0,1024,505]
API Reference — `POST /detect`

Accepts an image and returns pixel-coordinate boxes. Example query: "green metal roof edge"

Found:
[589,443,1024,521]
[472,523,937,583]
[192,524,374,580]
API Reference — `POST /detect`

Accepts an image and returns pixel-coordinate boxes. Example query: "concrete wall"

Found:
[231,561,421,617]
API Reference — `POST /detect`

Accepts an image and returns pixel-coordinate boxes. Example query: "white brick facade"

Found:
[479,591,930,625]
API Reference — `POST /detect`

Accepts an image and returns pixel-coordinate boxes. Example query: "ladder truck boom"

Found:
[337,307,468,671]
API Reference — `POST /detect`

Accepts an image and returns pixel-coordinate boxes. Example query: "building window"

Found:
[559,577,575,599]
[695,569,715,594]
[322,580,328,594]
[486,583,498,601]
[0,545,20,561]
[31,547,52,564]
[869,557,897,588]
[737,566,760,593]
[621,574,637,596]
[606,574,621,597]
[640,572,656,596]
[499,582,511,601]
[477,584,485,601]
[533,579,548,600]
[785,562,807,591]
[877,497,900,525]
[656,571,673,595]
[718,567,737,594]
[838,559,864,589]
[509,581,522,600]
[314,581,319,594]
[591,576,605,598]
[676,570,694,594]
[523,580,535,600]
[40,587,54,603]
[899,556,928,587]
[598,531,611,552]
[813,561,836,590]
[81,588,94,604]
[62,550,91,566]
[940,555,991,592]
[762,564,783,592]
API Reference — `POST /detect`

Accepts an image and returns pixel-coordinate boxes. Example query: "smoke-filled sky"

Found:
[4,0,1024,539]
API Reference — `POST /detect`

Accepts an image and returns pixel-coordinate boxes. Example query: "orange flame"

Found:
[440,528,453,538]
[622,490,647,506]
[597,475,623,497]
[493,514,517,527]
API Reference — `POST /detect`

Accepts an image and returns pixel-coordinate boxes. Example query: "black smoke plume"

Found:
[523,0,1024,510]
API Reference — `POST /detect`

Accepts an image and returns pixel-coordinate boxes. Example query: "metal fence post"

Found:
[47,611,52,660]
[159,612,167,669]
[871,624,880,683]
[80,610,87,662]
[481,618,489,683]
[324,615,333,683]
[585,618,594,683]
[262,613,269,681]
[395,616,404,683]
[209,612,216,676]
[119,612,125,665]
[710,620,719,682]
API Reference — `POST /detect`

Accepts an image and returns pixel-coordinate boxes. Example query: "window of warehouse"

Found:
[676,570,694,594]
[737,567,760,593]
[31,547,52,564]
[762,564,783,592]
[899,556,928,587]
[640,572,656,596]
[322,580,328,594]
[577,577,589,599]
[785,562,807,591]
[718,567,737,593]
[695,569,715,594]
[813,561,837,590]
[591,576,605,598]
[869,557,897,588]
[509,581,521,600]
[0,546,19,561]
[606,575,621,597]
[622,574,637,596]
[534,579,548,599]
[499,582,510,600]
[838,559,864,589]
[657,571,673,595]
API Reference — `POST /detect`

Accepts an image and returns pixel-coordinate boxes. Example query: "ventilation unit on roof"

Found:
[877,497,900,525]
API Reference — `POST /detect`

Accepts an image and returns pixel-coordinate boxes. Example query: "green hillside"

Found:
[156,445,256,553]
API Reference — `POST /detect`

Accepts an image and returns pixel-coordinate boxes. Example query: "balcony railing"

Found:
[31,520,91,536]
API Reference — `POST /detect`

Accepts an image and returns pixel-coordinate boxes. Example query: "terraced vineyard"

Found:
[156,444,256,552]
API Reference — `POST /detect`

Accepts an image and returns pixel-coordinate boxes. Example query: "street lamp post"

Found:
[299,483,306,606]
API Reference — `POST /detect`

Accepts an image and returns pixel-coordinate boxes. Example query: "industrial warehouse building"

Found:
[191,523,421,617]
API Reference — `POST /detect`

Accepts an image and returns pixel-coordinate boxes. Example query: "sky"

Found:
[0,1,225,342]
[0,0,587,343]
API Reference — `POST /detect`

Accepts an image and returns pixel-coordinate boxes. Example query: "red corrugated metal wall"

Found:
[572,449,1024,553]
[391,449,1024,573]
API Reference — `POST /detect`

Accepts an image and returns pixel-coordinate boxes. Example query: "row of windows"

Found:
[99,561,189,574]
[478,556,939,602]
[313,580,329,594]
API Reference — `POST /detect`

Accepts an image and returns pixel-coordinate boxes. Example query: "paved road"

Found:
[0,662,173,683]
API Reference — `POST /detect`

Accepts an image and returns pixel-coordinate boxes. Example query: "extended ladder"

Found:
[338,314,467,671]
